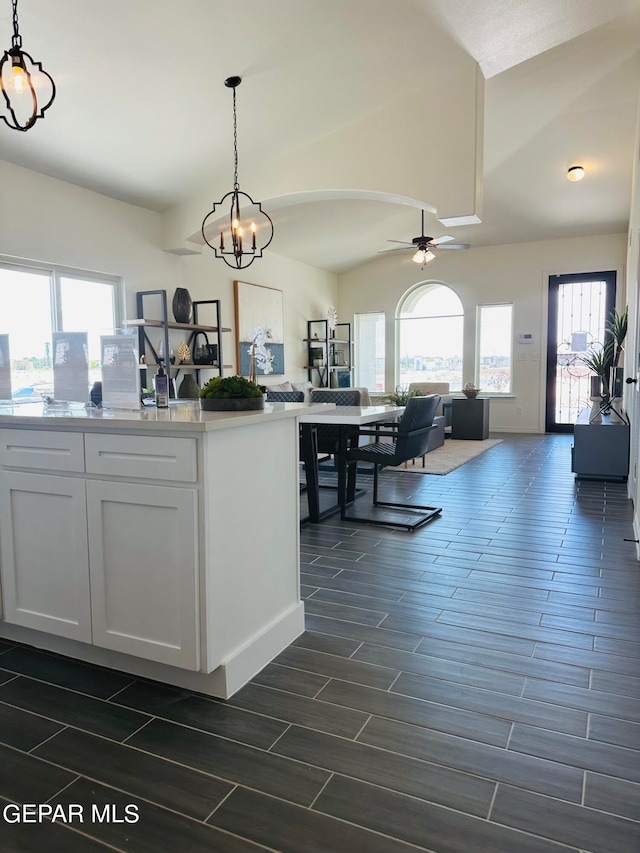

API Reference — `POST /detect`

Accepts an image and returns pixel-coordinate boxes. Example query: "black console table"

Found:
[451,397,490,440]
[572,408,629,480]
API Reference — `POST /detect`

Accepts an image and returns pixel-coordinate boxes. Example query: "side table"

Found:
[572,408,629,480]
[452,397,490,440]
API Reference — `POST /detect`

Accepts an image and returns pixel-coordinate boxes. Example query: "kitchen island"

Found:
[0,400,321,698]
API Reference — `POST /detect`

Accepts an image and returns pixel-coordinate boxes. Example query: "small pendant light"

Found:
[0,0,56,131]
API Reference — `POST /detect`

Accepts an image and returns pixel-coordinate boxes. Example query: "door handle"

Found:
[625,377,637,384]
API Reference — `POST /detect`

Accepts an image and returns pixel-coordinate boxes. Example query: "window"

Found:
[0,260,121,400]
[477,303,513,393]
[355,312,385,391]
[397,283,463,390]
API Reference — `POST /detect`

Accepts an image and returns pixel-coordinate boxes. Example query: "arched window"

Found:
[396,282,463,391]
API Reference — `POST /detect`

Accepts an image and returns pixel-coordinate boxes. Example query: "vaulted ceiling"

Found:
[1,0,638,272]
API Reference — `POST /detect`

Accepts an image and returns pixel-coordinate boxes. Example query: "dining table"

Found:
[298,404,404,523]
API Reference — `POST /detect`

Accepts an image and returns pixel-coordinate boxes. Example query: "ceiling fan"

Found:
[380,210,470,266]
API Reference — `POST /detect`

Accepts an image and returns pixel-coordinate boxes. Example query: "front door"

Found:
[546,271,616,433]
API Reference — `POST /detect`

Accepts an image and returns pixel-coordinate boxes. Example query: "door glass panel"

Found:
[554,279,608,425]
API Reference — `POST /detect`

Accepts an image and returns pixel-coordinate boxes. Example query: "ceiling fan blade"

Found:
[377,247,411,254]
[430,235,455,245]
[436,243,470,250]
[386,239,414,245]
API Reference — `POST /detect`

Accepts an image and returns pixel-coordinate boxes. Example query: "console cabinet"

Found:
[571,409,630,480]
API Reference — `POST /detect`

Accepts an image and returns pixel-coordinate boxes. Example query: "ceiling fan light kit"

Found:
[201,76,274,270]
[381,210,470,265]
[412,248,435,265]
[0,0,56,131]
[567,165,585,181]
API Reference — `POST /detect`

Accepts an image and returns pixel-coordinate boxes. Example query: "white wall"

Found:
[0,161,337,384]
[338,233,627,432]
[0,161,182,318]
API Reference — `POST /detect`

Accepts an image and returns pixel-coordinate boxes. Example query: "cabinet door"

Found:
[0,471,91,642]
[86,480,199,670]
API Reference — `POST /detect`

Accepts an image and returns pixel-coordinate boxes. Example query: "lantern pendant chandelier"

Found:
[0,0,56,131]
[202,76,274,269]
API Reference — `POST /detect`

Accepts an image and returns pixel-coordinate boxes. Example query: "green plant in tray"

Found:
[199,375,263,400]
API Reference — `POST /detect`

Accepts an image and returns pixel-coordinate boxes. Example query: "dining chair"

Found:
[308,389,362,458]
[340,394,442,530]
[266,390,305,402]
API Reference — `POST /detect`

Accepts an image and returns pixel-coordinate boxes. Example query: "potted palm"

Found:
[578,307,628,422]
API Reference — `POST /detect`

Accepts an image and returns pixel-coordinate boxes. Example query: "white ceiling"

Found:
[1,0,639,273]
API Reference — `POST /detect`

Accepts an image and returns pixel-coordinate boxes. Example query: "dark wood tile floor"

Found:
[1,433,639,852]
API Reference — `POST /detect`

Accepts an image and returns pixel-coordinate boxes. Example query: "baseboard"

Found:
[0,601,306,700]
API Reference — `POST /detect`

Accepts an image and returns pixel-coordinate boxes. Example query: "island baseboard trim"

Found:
[0,601,305,700]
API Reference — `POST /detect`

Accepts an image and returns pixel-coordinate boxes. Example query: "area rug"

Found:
[388,438,503,475]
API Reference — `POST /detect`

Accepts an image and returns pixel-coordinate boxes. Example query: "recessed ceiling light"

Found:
[567,165,585,182]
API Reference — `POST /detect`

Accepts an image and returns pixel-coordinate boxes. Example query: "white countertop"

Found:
[0,400,329,433]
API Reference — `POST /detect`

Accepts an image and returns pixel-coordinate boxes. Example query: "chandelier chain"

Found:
[11,0,22,48]
[232,86,239,191]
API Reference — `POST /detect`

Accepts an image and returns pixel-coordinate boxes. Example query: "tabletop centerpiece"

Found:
[199,375,265,411]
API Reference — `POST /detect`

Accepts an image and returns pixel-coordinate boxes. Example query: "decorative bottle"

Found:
[154,363,169,408]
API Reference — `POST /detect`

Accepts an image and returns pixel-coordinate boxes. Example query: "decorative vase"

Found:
[200,397,265,411]
[177,374,200,399]
[172,287,193,323]
[589,397,603,422]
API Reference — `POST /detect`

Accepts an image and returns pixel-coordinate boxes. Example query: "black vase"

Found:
[177,374,200,399]
[172,288,193,323]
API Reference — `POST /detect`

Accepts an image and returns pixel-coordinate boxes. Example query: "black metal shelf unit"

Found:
[130,290,231,389]
[304,319,353,388]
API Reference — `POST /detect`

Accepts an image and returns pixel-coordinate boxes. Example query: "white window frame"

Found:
[476,302,514,395]
[0,256,124,333]
[395,282,464,391]
[354,310,385,392]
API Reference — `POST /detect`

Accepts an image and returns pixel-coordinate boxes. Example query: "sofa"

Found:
[408,382,453,427]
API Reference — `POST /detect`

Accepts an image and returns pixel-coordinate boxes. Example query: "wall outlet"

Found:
[517,406,523,415]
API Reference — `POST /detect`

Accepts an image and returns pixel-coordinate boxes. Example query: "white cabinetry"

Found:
[0,428,200,669]
[87,480,198,668]
[0,405,307,699]
[0,471,91,642]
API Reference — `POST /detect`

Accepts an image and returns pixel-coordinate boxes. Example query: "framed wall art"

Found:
[234,281,285,376]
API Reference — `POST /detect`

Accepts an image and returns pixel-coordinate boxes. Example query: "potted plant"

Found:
[578,307,628,420]
[199,375,265,411]
[381,386,424,406]
[608,306,628,399]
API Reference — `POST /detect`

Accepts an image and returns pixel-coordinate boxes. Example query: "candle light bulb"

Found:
[9,64,27,94]
[232,218,239,231]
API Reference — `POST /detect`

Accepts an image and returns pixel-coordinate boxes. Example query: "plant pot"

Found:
[200,397,265,411]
